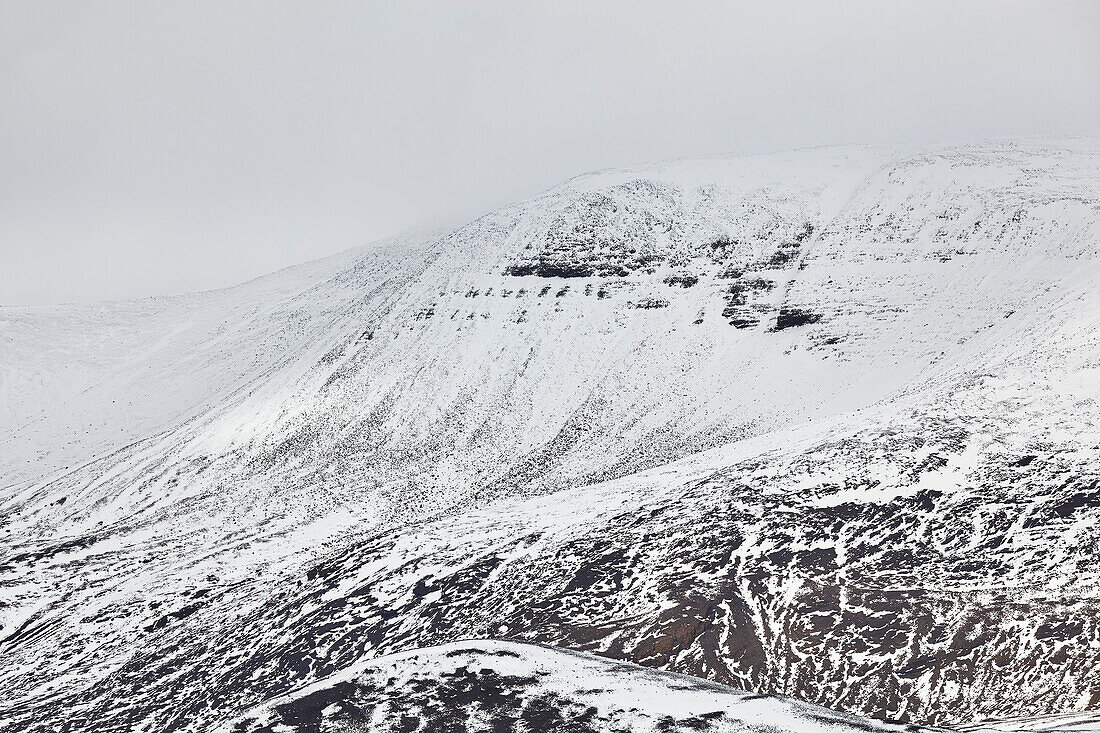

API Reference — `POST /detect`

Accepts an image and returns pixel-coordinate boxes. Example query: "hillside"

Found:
[1,139,1098,732]
[219,639,938,733]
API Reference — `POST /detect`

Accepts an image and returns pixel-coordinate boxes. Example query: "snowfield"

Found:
[1,139,1099,732]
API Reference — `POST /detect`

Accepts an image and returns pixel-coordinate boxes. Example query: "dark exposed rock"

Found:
[773,307,823,330]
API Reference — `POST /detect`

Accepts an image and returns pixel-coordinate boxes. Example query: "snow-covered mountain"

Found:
[1,139,1098,732]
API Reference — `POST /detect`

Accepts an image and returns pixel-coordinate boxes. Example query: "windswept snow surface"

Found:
[961,713,1100,733]
[2,139,1100,732]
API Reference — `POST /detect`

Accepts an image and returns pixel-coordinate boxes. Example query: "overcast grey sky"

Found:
[2,1,1099,305]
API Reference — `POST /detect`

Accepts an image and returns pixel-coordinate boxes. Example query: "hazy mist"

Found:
[3,1,1098,305]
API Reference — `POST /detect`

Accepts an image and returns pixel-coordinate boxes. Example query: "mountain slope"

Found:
[1,139,1098,732]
